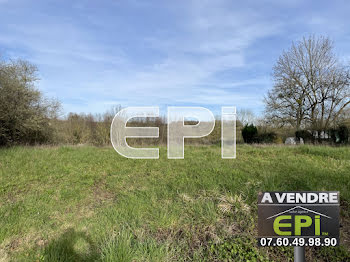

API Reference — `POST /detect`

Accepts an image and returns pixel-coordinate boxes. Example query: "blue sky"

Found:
[1,0,350,116]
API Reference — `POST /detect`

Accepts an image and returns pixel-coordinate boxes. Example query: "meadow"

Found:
[0,145,349,261]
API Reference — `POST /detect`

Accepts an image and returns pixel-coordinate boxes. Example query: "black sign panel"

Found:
[257,191,340,247]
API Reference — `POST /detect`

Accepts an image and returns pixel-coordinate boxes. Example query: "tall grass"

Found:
[0,145,349,261]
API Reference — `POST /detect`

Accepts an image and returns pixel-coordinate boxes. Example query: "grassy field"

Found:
[0,145,349,261]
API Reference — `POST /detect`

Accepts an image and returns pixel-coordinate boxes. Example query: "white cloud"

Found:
[0,0,283,114]
[79,1,281,110]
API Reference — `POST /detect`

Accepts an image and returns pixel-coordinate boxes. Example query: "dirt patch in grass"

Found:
[91,175,116,206]
[0,231,42,259]
[0,187,31,208]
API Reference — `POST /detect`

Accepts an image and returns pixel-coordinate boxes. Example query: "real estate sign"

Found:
[257,191,340,247]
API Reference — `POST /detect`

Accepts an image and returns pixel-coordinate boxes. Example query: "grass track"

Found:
[0,145,349,261]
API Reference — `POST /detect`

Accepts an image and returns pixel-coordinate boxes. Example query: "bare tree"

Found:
[237,109,256,126]
[265,35,350,131]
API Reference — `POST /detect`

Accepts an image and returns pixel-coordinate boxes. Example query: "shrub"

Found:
[338,125,349,144]
[330,129,339,143]
[257,132,277,143]
[295,130,313,143]
[330,125,349,144]
[275,136,284,144]
[0,59,60,146]
[241,124,258,143]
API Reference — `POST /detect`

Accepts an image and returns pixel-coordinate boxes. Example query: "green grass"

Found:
[0,145,349,261]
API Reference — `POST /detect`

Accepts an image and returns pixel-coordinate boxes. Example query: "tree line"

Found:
[1,35,349,147]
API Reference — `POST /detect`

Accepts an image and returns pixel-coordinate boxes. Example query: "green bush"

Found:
[242,124,258,143]
[295,130,313,143]
[330,125,349,144]
[338,125,349,144]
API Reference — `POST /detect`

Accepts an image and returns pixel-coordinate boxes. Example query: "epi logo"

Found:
[110,106,236,159]
[268,206,331,236]
[273,214,321,236]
